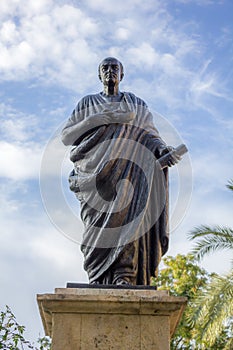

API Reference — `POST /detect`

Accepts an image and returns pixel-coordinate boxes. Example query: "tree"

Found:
[152,254,232,349]
[152,254,218,349]
[0,305,51,350]
[187,180,233,349]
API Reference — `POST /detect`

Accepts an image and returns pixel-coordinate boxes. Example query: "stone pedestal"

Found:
[37,288,186,350]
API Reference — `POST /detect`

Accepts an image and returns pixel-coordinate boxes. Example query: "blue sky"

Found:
[0,0,233,344]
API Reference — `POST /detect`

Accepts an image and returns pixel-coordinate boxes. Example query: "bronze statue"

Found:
[62,57,183,286]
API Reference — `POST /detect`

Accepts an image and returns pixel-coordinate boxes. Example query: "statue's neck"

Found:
[103,82,119,96]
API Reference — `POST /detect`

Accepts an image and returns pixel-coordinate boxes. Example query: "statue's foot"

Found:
[90,280,100,285]
[114,278,132,285]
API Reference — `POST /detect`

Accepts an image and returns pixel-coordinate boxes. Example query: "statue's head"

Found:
[98,57,124,85]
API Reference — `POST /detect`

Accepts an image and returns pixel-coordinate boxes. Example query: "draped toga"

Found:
[63,91,169,285]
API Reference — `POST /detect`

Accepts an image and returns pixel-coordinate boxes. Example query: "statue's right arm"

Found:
[62,107,136,146]
[62,118,90,146]
[61,112,115,146]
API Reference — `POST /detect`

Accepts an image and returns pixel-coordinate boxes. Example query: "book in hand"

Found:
[157,144,188,169]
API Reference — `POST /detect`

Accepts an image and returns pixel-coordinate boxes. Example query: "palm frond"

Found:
[188,225,233,240]
[226,179,233,191]
[188,225,233,260]
[187,271,233,347]
[200,274,233,344]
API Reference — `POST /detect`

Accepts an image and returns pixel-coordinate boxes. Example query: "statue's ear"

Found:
[120,72,124,81]
[99,74,102,82]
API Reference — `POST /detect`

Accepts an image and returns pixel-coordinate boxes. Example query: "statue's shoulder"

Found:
[76,93,101,111]
[123,92,148,107]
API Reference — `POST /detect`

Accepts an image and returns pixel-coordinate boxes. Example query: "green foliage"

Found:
[37,336,51,350]
[0,306,51,350]
[152,254,216,349]
[188,225,233,262]
[188,180,233,266]
[152,254,232,349]
[187,271,233,349]
[185,179,233,349]
[226,179,233,191]
[152,254,210,298]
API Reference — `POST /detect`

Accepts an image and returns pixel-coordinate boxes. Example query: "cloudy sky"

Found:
[0,0,233,344]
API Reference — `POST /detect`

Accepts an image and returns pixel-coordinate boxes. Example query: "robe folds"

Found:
[63,91,169,285]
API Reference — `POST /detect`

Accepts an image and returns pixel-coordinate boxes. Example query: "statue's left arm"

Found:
[137,102,182,167]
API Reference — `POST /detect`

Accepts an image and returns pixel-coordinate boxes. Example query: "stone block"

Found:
[37,288,186,350]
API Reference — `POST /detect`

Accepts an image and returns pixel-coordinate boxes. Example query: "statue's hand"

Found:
[112,111,135,123]
[87,110,135,127]
[87,113,113,127]
[158,145,181,167]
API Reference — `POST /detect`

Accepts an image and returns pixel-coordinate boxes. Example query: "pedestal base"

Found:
[37,288,186,350]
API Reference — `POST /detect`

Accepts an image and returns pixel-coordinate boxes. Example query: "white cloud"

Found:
[0,1,100,90]
[0,0,230,113]
[115,27,130,41]
[53,5,98,37]
[0,0,53,20]
[0,183,87,342]
[0,20,19,43]
[127,43,159,68]
[0,0,197,100]
[21,0,53,17]
[84,0,157,13]
[0,40,35,76]
[0,0,20,20]
[0,103,38,142]
[0,141,42,180]
[0,102,45,180]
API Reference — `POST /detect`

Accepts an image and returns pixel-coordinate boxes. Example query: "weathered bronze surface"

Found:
[62,57,183,286]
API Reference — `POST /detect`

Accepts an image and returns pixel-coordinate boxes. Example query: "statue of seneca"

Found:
[61,57,181,286]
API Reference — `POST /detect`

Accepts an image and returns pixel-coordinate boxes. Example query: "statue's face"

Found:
[99,59,122,86]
